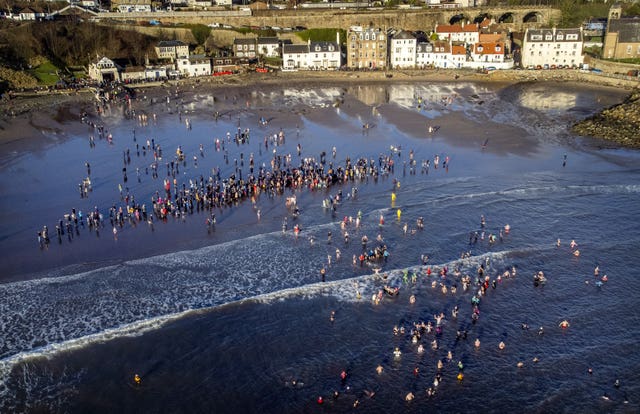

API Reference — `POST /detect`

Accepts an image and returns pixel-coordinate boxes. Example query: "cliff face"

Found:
[572,89,640,148]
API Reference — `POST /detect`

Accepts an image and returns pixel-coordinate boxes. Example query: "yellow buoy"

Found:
[134,374,141,385]
[457,372,464,381]
[391,193,396,201]
[397,209,402,220]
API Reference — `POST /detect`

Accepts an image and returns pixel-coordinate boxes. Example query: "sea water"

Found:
[0,82,639,413]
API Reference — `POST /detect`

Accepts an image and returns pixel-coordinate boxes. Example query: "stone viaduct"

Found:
[96,6,562,33]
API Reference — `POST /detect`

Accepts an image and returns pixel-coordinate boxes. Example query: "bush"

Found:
[0,67,38,89]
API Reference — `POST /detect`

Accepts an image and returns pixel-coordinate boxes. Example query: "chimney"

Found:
[336,31,340,46]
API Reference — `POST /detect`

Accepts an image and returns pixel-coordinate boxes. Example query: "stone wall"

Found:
[587,56,640,76]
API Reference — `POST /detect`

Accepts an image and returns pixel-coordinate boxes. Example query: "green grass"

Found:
[31,61,61,86]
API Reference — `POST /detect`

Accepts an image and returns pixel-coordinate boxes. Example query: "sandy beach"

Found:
[1,68,636,147]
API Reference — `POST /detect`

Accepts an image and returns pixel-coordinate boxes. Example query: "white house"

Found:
[522,27,584,68]
[416,41,452,68]
[471,41,505,64]
[451,44,467,68]
[283,34,341,70]
[19,7,48,21]
[176,55,212,77]
[435,23,480,45]
[257,37,280,58]
[390,30,417,69]
[88,57,121,83]
[282,44,309,70]
[155,40,190,61]
[117,4,152,12]
[308,40,341,70]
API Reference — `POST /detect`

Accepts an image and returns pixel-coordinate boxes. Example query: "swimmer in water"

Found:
[393,347,402,358]
[376,365,384,375]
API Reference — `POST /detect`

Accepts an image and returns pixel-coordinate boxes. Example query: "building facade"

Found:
[155,40,189,61]
[603,4,640,59]
[435,23,480,45]
[176,55,212,77]
[390,30,417,69]
[88,57,121,83]
[347,26,388,69]
[416,41,453,68]
[257,37,281,58]
[472,41,506,64]
[233,38,258,59]
[522,27,584,68]
[282,37,341,70]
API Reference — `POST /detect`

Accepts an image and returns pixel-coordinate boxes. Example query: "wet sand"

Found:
[0,69,632,146]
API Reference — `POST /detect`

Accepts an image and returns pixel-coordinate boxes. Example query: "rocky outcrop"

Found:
[572,89,640,148]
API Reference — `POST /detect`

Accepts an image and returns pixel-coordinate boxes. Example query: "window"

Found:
[365,34,369,40]
[566,34,578,40]
[496,46,501,52]
[627,45,632,55]
[372,34,376,41]
[556,35,564,40]
[478,46,483,52]
[531,34,542,41]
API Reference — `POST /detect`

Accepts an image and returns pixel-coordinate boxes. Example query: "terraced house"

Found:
[522,27,584,69]
[347,25,388,69]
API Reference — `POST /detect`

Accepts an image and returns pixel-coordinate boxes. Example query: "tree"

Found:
[191,24,212,46]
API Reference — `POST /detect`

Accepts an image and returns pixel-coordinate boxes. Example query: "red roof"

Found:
[452,45,467,55]
[474,43,504,55]
[436,23,479,34]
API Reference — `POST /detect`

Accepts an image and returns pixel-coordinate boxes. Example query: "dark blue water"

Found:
[1,82,639,413]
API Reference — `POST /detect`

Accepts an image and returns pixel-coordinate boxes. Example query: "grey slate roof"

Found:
[283,44,309,53]
[158,40,187,47]
[608,18,640,43]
